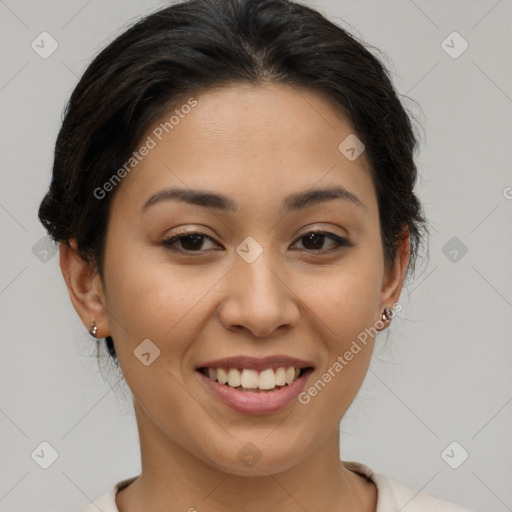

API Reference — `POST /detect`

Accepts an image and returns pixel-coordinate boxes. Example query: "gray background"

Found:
[1,0,511,510]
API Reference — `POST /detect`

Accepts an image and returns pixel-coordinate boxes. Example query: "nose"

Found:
[217,251,300,338]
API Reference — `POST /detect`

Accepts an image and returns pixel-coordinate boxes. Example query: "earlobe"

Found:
[59,239,110,338]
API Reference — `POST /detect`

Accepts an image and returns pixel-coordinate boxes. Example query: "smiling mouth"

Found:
[197,366,314,392]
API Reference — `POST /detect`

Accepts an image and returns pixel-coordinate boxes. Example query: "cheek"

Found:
[104,258,194,342]
[308,254,383,340]
[296,266,382,420]
[101,236,229,374]
[100,229,188,347]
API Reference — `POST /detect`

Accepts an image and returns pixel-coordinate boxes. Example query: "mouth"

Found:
[194,355,315,414]
[194,366,314,415]
[195,355,315,392]
[196,366,313,392]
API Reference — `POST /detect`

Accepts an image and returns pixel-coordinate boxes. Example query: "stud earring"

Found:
[89,322,98,338]
[381,306,393,322]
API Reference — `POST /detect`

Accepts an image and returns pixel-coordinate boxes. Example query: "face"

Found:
[72,83,407,476]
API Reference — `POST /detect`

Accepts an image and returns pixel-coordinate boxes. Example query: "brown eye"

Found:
[292,230,351,253]
[161,232,219,253]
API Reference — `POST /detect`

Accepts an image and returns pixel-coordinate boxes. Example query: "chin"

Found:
[202,438,305,477]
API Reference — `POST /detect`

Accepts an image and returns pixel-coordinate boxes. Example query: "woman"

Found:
[38,0,474,510]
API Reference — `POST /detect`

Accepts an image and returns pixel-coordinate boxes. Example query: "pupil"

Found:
[182,234,203,250]
[303,233,323,250]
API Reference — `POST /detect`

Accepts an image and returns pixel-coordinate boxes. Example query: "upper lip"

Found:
[196,355,314,371]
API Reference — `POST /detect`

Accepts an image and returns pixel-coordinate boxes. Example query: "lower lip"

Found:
[196,369,313,415]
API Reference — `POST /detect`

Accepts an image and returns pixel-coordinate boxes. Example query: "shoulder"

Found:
[76,467,475,512]
[343,460,474,512]
[372,472,474,511]
[75,476,138,512]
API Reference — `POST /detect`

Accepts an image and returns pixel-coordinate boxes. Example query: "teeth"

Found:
[285,367,295,385]
[203,366,305,391]
[217,368,228,384]
[275,367,286,386]
[227,368,241,387]
[258,368,276,390]
[240,369,259,388]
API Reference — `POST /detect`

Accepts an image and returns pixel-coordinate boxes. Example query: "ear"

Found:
[379,228,410,313]
[59,239,111,338]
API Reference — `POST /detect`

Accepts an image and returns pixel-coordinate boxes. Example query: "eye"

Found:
[291,230,351,253]
[161,231,220,253]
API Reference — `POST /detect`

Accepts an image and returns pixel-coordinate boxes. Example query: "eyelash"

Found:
[160,229,352,255]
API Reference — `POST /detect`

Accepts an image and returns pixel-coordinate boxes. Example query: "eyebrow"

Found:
[141,185,364,214]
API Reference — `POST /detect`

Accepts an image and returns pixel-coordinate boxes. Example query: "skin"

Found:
[60,82,410,512]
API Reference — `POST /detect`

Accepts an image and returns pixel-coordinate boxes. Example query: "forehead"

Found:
[112,82,377,215]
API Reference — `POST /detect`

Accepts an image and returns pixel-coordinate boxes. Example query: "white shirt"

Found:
[76,461,474,511]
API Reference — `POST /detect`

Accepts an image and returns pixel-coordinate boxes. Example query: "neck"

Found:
[116,403,377,512]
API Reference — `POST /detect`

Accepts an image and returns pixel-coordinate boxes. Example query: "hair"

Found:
[38,0,428,365]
